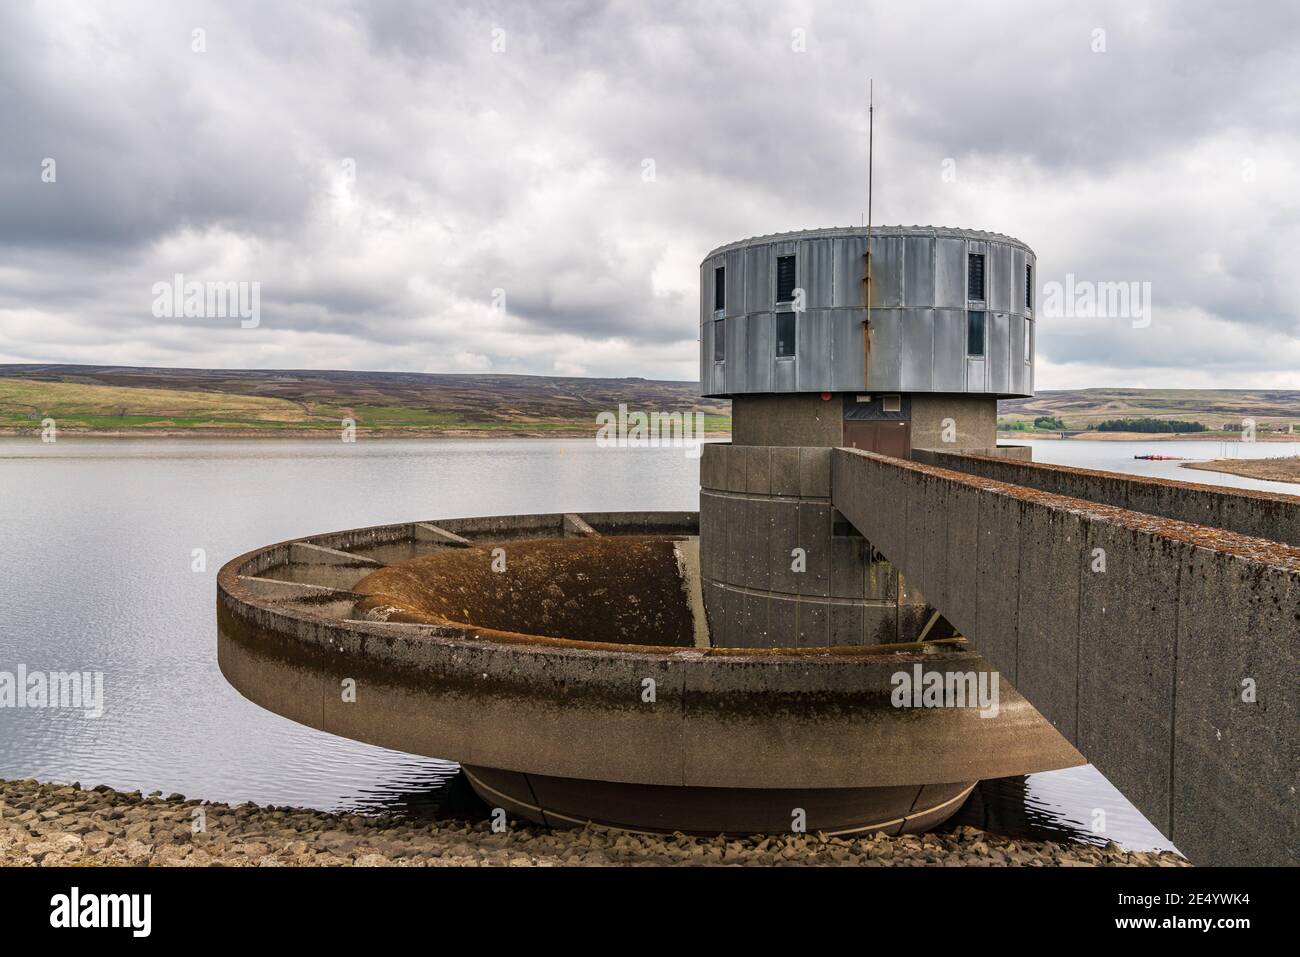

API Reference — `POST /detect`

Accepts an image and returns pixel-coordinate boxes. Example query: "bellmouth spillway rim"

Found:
[215,515,979,667]
[215,508,1089,793]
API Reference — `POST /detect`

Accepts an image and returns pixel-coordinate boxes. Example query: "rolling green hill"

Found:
[3,368,1295,441]
[0,364,729,436]
[998,389,1300,436]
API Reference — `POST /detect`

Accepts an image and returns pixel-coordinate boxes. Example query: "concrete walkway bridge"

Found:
[830,447,1298,867]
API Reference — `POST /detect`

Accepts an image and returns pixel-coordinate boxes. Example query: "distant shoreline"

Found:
[998,431,1298,442]
[1181,456,1300,485]
[1,426,1291,442]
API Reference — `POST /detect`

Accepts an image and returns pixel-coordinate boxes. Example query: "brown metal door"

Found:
[843,419,910,459]
[843,420,876,452]
[877,421,910,459]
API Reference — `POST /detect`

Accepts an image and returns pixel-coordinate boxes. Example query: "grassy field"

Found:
[0,365,730,436]
[4,368,1295,441]
[998,388,1300,437]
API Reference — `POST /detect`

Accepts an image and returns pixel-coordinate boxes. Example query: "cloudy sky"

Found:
[1,0,1297,388]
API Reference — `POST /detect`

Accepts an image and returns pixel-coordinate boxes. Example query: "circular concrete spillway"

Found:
[217,511,1082,836]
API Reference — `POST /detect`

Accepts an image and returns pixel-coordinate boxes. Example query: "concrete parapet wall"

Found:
[913,449,1300,547]
[992,444,1034,460]
[913,444,1032,460]
[831,448,1299,866]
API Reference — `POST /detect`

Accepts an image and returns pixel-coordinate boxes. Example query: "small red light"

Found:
[820,391,832,401]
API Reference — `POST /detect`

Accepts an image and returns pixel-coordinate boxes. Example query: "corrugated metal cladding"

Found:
[700,226,1036,398]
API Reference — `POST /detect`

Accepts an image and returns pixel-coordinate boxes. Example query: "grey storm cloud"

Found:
[0,0,1297,385]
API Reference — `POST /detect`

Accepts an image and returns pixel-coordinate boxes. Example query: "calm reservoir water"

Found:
[1018,436,1300,494]
[5,436,1292,850]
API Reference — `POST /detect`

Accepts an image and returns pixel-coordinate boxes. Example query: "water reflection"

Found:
[1017,437,1300,494]
[341,766,488,821]
[952,766,1179,853]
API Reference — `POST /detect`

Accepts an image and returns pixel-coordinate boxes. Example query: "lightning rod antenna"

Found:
[867,78,874,239]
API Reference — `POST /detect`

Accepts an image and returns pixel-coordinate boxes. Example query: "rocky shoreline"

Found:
[0,779,1189,867]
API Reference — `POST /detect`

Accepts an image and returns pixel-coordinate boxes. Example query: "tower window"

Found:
[968,253,985,301]
[967,310,986,357]
[714,265,725,312]
[713,318,725,361]
[775,255,797,303]
[775,313,796,357]
[1024,318,1032,363]
[1025,264,1033,310]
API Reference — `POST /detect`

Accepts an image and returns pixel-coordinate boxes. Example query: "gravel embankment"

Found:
[0,779,1189,867]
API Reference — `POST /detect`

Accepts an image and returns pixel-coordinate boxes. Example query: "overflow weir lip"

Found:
[216,510,1084,834]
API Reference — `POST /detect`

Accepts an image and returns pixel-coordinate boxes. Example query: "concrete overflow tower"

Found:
[699,225,1036,647]
[217,221,1092,838]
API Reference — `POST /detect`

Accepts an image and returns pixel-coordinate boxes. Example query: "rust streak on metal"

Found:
[862,252,872,390]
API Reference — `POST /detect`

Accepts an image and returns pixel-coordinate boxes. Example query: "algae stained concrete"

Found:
[831,447,1300,867]
[918,449,1300,547]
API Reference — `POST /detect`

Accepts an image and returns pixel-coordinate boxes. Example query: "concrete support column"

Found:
[699,441,930,648]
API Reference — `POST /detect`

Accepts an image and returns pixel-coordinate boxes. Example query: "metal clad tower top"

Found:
[699,225,1036,399]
